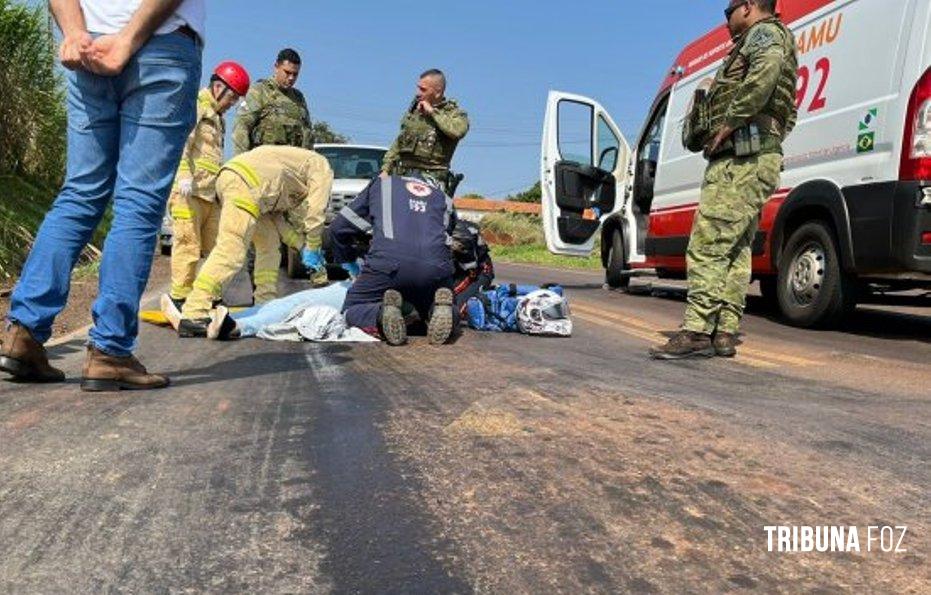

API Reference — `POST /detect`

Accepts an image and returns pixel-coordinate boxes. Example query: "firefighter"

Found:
[328,175,458,346]
[175,146,333,337]
[164,61,250,315]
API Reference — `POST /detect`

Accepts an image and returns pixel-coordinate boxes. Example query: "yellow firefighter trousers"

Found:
[182,173,282,319]
[168,192,220,300]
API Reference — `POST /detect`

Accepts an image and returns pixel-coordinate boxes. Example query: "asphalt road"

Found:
[1,261,928,593]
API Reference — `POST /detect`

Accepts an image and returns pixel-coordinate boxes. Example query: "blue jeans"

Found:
[9,32,201,356]
[232,282,351,338]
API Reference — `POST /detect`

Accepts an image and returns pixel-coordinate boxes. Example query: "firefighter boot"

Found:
[649,331,715,360]
[178,318,210,338]
[0,321,65,383]
[81,346,169,392]
[379,289,407,346]
[713,332,739,358]
[427,287,455,346]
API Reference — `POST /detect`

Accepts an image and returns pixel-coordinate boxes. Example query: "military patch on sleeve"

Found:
[743,26,778,54]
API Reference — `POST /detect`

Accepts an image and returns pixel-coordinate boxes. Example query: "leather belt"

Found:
[174,24,198,43]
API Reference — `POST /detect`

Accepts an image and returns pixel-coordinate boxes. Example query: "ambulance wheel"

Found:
[286,247,307,279]
[777,221,856,328]
[605,230,630,290]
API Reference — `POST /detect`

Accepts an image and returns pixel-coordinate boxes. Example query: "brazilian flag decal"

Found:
[857,131,875,153]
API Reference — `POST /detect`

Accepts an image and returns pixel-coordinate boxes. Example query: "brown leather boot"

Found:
[81,346,169,392]
[0,321,65,383]
[713,332,740,358]
[649,330,715,360]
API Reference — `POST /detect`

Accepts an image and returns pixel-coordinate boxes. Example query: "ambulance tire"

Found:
[605,230,630,290]
[777,221,856,328]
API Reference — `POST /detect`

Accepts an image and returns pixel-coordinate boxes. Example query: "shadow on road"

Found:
[622,283,931,344]
[164,346,355,388]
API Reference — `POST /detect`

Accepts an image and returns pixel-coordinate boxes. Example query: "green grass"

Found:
[490,244,602,270]
[0,174,108,285]
[480,212,602,271]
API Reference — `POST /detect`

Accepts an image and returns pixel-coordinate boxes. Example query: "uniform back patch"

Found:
[406,181,432,197]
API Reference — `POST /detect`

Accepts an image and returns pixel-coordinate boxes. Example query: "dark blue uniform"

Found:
[329,176,457,332]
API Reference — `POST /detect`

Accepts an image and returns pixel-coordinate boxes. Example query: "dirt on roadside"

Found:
[0,254,170,340]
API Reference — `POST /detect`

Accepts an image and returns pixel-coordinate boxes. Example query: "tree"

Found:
[312,120,349,144]
[506,182,541,203]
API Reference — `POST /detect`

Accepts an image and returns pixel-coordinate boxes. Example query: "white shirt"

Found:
[80,0,205,43]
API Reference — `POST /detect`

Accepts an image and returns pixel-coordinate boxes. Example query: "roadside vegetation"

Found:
[480,212,601,270]
[0,0,104,287]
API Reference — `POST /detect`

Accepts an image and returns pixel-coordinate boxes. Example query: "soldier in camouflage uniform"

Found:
[232,49,317,286]
[651,0,798,360]
[232,48,313,155]
[381,69,469,194]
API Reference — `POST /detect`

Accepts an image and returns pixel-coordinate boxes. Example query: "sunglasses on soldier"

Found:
[725,0,749,20]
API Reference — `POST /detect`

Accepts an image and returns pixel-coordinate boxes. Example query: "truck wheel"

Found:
[286,247,306,279]
[605,229,630,290]
[776,221,856,328]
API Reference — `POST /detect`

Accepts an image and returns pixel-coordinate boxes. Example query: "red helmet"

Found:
[213,61,250,96]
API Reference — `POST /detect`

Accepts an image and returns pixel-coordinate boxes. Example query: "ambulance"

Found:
[541,0,931,327]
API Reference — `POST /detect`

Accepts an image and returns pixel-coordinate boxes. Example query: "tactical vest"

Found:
[251,80,311,149]
[394,101,462,172]
[706,18,798,146]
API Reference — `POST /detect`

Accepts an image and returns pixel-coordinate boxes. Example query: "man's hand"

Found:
[178,178,193,199]
[59,32,93,70]
[704,125,734,158]
[417,100,436,116]
[81,33,136,76]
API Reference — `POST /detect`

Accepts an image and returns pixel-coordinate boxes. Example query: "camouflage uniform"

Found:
[382,99,469,192]
[232,78,313,155]
[168,88,225,301]
[682,17,798,335]
[180,146,334,320]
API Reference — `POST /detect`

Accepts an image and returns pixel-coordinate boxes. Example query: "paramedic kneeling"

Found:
[328,175,457,346]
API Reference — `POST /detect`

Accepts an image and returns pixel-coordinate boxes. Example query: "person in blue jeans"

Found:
[0,0,203,391]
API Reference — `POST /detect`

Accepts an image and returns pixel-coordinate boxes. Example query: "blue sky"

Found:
[39,1,723,197]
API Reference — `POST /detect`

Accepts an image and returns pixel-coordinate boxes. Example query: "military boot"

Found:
[427,287,455,346]
[713,332,739,358]
[0,321,65,383]
[378,289,407,346]
[649,331,715,360]
[81,346,169,392]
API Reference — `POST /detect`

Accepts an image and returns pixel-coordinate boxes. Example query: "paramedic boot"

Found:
[649,331,714,360]
[0,321,65,383]
[427,287,455,345]
[81,346,169,392]
[713,332,739,358]
[379,289,407,346]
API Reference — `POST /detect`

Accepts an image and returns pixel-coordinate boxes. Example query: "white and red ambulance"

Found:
[541,0,931,327]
